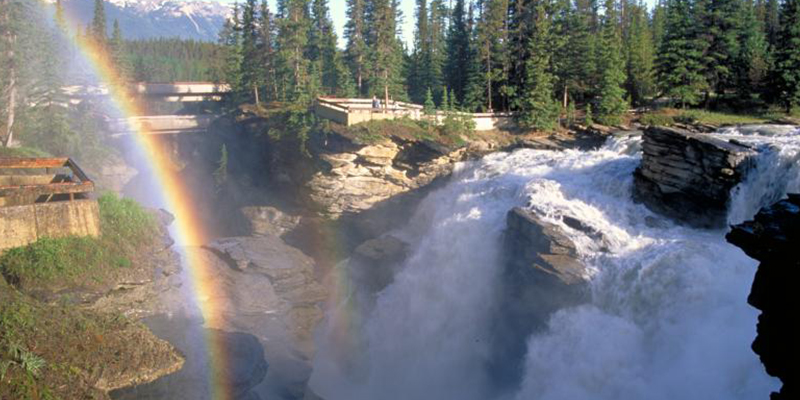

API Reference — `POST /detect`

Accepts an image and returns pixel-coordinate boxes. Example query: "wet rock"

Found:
[726,194,800,400]
[633,126,757,228]
[489,207,591,386]
[240,206,302,238]
[348,235,409,294]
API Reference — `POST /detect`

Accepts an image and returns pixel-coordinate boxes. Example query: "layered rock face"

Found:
[633,126,757,228]
[726,194,799,400]
[309,137,481,217]
[490,207,591,384]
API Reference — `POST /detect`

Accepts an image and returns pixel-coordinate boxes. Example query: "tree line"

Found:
[220,0,800,129]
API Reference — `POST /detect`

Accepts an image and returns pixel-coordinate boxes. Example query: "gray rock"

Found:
[488,207,591,386]
[240,206,302,237]
[633,126,757,228]
[349,235,409,294]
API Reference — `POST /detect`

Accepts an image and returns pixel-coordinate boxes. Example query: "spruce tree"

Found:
[735,0,768,106]
[474,0,509,111]
[704,0,744,100]
[516,0,559,130]
[344,0,368,95]
[624,0,654,106]
[595,0,627,125]
[656,0,708,107]
[366,0,405,105]
[275,0,311,103]
[110,20,131,81]
[444,0,470,105]
[258,0,276,101]
[219,3,244,104]
[309,0,341,95]
[240,0,260,100]
[91,0,107,45]
[773,0,800,111]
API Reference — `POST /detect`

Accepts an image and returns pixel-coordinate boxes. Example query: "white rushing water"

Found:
[310,126,800,400]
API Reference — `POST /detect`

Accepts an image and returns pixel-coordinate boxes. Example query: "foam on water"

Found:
[311,127,799,400]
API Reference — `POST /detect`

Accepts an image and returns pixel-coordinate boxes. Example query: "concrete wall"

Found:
[0,200,101,251]
[315,99,516,131]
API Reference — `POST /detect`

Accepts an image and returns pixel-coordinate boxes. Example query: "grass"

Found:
[0,286,182,399]
[0,193,157,292]
[639,108,771,127]
[0,146,51,158]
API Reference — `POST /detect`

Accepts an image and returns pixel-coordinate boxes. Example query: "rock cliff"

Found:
[726,194,799,400]
[633,126,757,228]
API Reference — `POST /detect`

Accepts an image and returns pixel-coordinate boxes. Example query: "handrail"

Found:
[0,157,94,202]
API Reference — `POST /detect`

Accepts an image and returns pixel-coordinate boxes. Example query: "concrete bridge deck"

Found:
[64,82,231,102]
[107,115,218,136]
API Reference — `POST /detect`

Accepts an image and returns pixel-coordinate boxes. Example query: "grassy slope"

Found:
[0,194,182,399]
[638,107,800,127]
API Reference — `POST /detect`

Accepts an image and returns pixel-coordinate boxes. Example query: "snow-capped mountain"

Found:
[59,0,230,42]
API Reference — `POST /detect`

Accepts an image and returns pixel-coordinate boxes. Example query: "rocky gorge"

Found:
[39,112,798,399]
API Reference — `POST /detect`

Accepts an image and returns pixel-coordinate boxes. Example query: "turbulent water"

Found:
[310,125,800,400]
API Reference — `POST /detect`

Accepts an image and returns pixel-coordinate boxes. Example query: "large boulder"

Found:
[489,207,591,385]
[348,235,409,294]
[726,194,800,400]
[633,126,757,228]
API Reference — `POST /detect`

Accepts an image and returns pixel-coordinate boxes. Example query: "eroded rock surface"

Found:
[726,194,800,400]
[241,206,302,237]
[633,126,757,228]
[347,235,409,294]
[489,207,591,385]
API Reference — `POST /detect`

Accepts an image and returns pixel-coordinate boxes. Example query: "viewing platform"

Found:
[314,97,514,131]
[0,158,100,251]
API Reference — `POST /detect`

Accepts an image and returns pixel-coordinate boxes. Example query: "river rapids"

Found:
[309,125,800,400]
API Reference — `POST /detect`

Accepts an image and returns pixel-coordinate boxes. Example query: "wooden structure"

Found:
[0,158,94,206]
[0,158,100,251]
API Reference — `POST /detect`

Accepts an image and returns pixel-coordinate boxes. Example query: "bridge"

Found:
[107,115,217,136]
[64,82,231,103]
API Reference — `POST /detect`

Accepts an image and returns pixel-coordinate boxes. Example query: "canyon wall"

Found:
[727,194,799,400]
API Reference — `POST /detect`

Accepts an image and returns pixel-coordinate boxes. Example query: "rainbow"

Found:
[39,1,368,395]
[45,3,235,398]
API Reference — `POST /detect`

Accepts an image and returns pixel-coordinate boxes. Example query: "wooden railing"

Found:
[0,158,94,203]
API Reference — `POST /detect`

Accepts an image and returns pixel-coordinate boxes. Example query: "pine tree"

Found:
[344,0,369,95]
[424,87,436,113]
[595,0,627,125]
[275,0,311,103]
[516,0,559,130]
[91,0,107,45]
[764,0,780,47]
[366,0,405,106]
[704,0,744,100]
[309,0,341,95]
[444,0,470,105]
[219,3,244,104]
[651,0,667,50]
[240,0,260,101]
[735,0,769,106]
[773,0,800,111]
[624,0,654,106]
[410,0,430,103]
[110,20,132,81]
[474,0,509,111]
[656,0,708,107]
[258,0,276,101]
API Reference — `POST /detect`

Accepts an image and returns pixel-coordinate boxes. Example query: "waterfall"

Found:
[310,126,799,400]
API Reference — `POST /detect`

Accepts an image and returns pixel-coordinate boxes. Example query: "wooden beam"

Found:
[0,158,69,169]
[0,181,94,198]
